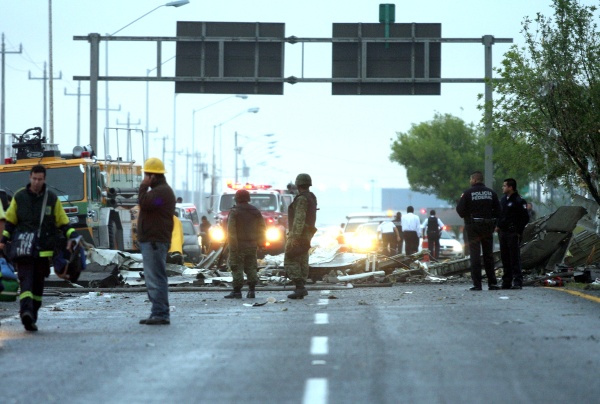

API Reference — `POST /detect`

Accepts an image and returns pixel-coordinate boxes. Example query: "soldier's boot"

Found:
[247,283,256,299]
[224,287,242,299]
[287,281,308,300]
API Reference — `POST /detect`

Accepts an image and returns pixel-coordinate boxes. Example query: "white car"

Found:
[421,230,464,259]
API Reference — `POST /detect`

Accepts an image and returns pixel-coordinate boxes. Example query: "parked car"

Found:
[181,218,202,264]
[351,222,382,253]
[176,203,200,235]
[340,212,391,246]
[421,230,464,259]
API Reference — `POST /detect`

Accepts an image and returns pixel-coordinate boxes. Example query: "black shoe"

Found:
[139,317,170,325]
[288,287,308,299]
[224,291,242,299]
[488,285,500,290]
[501,284,512,290]
[21,311,38,332]
[469,286,482,291]
[247,290,255,299]
[511,285,522,290]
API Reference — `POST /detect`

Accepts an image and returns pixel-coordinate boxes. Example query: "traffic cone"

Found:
[422,236,429,262]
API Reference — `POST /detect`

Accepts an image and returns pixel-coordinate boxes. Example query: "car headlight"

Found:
[452,243,462,253]
[265,227,281,242]
[210,227,225,243]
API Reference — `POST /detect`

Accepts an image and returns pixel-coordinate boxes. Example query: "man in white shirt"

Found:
[377,220,400,256]
[401,206,421,255]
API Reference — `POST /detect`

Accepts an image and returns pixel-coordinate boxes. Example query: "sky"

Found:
[1,0,590,225]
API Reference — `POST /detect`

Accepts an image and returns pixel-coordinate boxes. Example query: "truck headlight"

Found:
[210,227,225,243]
[265,227,281,242]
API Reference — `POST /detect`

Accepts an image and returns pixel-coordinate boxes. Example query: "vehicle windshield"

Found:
[0,166,85,201]
[181,220,195,236]
[219,193,278,211]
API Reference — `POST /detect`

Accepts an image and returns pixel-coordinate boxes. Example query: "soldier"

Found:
[225,189,266,299]
[456,171,501,291]
[285,173,318,299]
[496,178,530,289]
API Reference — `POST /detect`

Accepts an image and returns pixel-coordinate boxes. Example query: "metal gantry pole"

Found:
[483,35,494,189]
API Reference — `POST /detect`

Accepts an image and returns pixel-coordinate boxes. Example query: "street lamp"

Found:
[211,107,260,196]
[191,94,248,212]
[101,0,189,155]
[234,133,275,183]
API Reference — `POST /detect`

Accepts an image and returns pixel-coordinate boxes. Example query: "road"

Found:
[1,283,599,404]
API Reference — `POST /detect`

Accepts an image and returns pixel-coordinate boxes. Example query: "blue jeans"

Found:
[140,241,170,319]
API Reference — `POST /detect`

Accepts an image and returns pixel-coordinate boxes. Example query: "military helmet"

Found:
[235,189,251,203]
[295,173,312,187]
[143,157,166,174]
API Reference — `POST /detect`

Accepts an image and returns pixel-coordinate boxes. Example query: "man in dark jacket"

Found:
[0,164,78,331]
[456,171,501,291]
[496,178,529,290]
[284,173,317,299]
[138,158,176,325]
[224,189,266,299]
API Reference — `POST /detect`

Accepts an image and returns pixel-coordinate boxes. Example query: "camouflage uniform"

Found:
[284,190,317,283]
[227,202,266,290]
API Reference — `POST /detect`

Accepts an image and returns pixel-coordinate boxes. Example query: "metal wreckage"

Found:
[50,196,600,291]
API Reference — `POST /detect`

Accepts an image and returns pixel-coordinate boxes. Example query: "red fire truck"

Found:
[207,182,295,255]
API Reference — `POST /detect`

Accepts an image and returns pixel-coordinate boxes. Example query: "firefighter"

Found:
[284,173,318,299]
[225,189,266,299]
[0,164,79,331]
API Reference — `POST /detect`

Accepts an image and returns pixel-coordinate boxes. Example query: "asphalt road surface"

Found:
[1,283,599,404]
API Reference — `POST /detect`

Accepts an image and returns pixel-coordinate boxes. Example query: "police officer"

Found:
[496,178,529,290]
[225,189,266,299]
[456,171,501,291]
[285,173,317,299]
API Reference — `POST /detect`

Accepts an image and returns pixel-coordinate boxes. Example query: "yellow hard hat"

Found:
[143,157,166,174]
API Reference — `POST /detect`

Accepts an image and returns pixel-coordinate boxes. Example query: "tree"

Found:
[389,113,484,204]
[490,0,600,205]
[389,113,536,204]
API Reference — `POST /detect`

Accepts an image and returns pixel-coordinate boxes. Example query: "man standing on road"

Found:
[285,173,318,299]
[392,212,403,254]
[377,220,400,256]
[401,206,421,255]
[200,215,211,254]
[0,165,79,332]
[421,210,444,259]
[137,158,176,325]
[456,171,501,291]
[496,178,529,290]
[224,189,266,299]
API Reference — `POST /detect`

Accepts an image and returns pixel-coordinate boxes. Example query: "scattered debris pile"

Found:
[52,200,600,289]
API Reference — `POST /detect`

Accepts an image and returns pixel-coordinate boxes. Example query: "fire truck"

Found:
[207,182,295,255]
[0,127,143,251]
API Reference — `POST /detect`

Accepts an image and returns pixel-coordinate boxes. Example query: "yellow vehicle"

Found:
[0,127,143,251]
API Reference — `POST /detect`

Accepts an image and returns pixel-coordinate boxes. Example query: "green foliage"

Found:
[389,113,484,204]
[389,113,539,204]
[490,0,600,205]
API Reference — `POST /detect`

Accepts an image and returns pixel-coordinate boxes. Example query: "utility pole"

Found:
[116,112,141,161]
[1,33,23,161]
[29,62,62,138]
[64,81,89,145]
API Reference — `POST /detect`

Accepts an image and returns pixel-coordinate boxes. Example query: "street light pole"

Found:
[191,94,248,211]
[95,0,189,154]
[211,107,259,196]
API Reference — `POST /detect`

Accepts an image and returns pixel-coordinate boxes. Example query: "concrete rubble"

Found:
[52,197,600,289]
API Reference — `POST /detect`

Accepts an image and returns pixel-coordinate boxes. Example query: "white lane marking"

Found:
[319,290,331,295]
[311,336,329,355]
[314,313,329,324]
[318,298,329,305]
[303,378,328,404]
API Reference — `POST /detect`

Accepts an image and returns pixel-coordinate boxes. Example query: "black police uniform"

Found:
[456,182,501,289]
[497,192,529,288]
